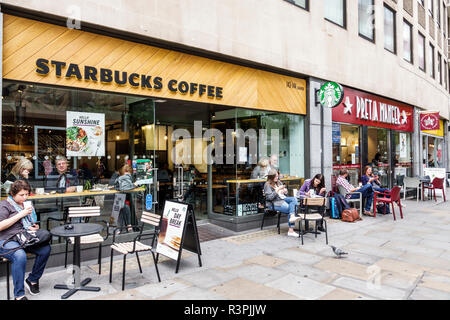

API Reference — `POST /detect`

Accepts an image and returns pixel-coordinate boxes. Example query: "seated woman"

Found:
[0,180,51,300]
[361,166,390,194]
[297,174,327,232]
[5,158,33,183]
[264,169,300,237]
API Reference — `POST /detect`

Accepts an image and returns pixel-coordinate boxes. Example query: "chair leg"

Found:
[300,219,304,245]
[261,213,265,230]
[434,188,437,202]
[151,251,161,282]
[64,240,69,269]
[314,222,317,239]
[391,202,396,221]
[98,243,102,275]
[122,254,127,291]
[135,252,142,273]
[398,200,404,219]
[109,249,114,283]
[277,213,281,234]
[324,220,328,245]
[6,261,10,300]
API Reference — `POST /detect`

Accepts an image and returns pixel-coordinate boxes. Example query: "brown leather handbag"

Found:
[341,208,362,222]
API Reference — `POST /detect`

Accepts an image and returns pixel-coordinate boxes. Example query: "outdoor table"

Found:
[225,177,303,214]
[50,223,103,299]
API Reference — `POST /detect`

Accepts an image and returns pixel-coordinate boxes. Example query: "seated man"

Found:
[336,168,374,217]
[45,156,79,193]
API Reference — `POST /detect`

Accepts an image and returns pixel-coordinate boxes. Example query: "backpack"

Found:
[329,197,339,219]
[376,203,391,214]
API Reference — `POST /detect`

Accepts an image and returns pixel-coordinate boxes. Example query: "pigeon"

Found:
[330,245,348,259]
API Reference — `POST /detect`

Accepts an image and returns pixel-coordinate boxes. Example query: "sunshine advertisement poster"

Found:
[66,111,105,157]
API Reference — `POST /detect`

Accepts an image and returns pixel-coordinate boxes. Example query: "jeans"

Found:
[0,240,51,298]
[350,184,374,212]
[273,197,298,228]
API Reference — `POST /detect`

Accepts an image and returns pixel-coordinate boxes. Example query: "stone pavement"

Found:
[1,195,449,300]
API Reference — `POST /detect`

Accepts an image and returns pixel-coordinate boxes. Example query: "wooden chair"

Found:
[109,211,161,291]
[373,186,404,221]
[64,206,109,274]
[422,177,446,202]
[260,191,281,234]
[297,197,328,245]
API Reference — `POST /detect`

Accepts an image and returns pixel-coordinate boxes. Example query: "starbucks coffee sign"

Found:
[319,82,344,108]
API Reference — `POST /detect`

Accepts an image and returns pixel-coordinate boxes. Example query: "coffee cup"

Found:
[24,201,33,209]
[35,187,45,195]
[76,185,84,193]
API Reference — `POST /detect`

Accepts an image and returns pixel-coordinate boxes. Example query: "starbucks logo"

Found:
[319,82,344,108]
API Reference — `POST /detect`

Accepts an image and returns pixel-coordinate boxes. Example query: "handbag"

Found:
[0,229,51,257]
[341,208,362,222]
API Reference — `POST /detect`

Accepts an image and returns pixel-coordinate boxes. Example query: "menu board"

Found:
[156,201,188,261]
[66,111,105,157]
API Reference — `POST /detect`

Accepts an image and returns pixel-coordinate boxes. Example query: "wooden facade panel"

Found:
[2,14,306,115]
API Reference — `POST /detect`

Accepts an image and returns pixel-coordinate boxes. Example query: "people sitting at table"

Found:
[114,165,135,232]
[0,180,51,300]
[361,165,390,194]
[47,156,79,193]
[264,169,300,237]
[251,157,270,179]
[336,168,374,217]
[5,158,33,184]
[297,173,327,232]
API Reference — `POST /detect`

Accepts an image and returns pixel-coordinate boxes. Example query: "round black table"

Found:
[50,223,103,299]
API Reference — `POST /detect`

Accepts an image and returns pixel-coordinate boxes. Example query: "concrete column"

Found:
[307,78,332,189]
[413,108,422,177]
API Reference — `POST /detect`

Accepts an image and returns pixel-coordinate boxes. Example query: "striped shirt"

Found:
[336,176,355,199]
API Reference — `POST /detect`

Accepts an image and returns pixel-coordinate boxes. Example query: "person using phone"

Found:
[0,180,51,300]
[361,166,390,194]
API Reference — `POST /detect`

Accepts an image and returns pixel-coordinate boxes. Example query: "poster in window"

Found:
[133,159,153,185]
[156,201,188,261]
[399,133,407,159]
[66,111,105,157]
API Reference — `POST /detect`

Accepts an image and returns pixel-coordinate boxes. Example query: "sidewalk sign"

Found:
[155,200,202,273]
[110,193,126,225]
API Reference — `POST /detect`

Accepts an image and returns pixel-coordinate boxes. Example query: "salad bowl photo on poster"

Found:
[66,111,105,157]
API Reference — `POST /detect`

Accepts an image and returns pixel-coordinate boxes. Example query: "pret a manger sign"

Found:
[332,87,414,132]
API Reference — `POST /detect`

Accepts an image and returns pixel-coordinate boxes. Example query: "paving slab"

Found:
[174,268,237,289]
[319,288,373,300]
[210,277,298,300]
[332,276,407,300]
[275,261,338,284]
[409,286,450,300]
[266,274,336,300]
[314,258,371,281]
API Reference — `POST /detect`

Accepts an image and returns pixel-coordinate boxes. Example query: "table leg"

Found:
[54,236,101,299]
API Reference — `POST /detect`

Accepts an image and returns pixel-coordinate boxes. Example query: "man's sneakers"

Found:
[287,231,299,238]
[15,296,28,300]
[25,278,39,296]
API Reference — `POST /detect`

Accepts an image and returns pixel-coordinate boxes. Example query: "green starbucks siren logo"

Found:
[319,82,344,108]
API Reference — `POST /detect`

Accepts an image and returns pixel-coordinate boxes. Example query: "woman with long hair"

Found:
[6,158,33,183]
[264,169,300,237]
[298,173,327,232]
[361,165,389,193]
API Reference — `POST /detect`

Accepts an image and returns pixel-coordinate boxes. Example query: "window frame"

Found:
[383,3,397,53]
[428,0,434,17]
[324,0,347,29]
[418,32,426,72]
[429,42,435,78]
[403,20,414,64]
[359,0,376,43]
[283,0,309,11]
[437,52,442,84]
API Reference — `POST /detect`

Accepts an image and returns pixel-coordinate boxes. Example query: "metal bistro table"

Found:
[50,223,103,299]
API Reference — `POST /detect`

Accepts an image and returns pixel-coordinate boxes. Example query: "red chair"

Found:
[373,186,403,221]
[422,178,446,202]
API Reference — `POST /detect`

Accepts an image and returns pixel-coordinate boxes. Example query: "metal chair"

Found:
[1,258,11,300]
[336,184,362,216]
[297,197,328,245]
[373,186,404,220]
[422,177,446,202]
[109,211,161,291]
[64,206,109,274]
[260,191,281,234]
[402,176,422,202]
